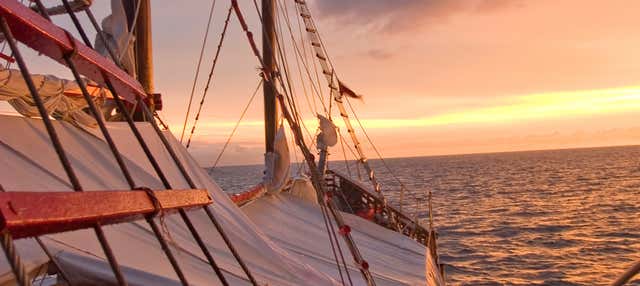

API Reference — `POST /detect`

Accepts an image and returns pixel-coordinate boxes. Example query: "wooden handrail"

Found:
[0,189,212,238]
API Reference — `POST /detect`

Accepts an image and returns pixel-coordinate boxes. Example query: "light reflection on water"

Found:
[209,145,640,286]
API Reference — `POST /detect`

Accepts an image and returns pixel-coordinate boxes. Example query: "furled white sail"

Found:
[94,0,136,76]
[317,114,338,148]
[264,125,290,193]
[0,68,105,127]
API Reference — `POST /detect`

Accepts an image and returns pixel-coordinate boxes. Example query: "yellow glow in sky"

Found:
[189,86,640,132]
[360,86,640,128]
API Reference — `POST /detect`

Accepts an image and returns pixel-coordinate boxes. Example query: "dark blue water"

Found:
[209,145,640,285]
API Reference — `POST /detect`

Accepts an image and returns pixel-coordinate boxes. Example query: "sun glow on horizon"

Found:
[176,86,640,137]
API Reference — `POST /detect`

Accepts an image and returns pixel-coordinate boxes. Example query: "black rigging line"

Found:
[58,2,194,284]
[41,2,241,285]
[279,0,327,114]
[212,79,263,169]
[185,4,234,149]
[180,0,217,143]
[0,12,128,285]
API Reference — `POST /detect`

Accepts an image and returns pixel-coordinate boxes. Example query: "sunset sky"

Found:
[7,0,640,166]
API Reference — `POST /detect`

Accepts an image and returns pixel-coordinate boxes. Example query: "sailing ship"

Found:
[0,0,449,285]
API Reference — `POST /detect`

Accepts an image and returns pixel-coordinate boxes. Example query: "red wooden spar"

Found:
[0,0,146,104]
[0,189,212,238]
[230,184,265,206]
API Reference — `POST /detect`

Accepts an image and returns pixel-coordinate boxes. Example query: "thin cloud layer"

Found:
[310,0,523,32]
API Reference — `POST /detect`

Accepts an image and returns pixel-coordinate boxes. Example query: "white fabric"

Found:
[242,193,444,285]
[264,125,290,193]
[94,0,136,76]
[288,177,318,204]
[317,114,337,148]
[0,114,442,285]
[0,68,104,127]
[0,114,337,286]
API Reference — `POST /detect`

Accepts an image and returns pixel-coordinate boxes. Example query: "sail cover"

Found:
[0,114,336,285]
[264,125,290,193]
[0,114,439,285]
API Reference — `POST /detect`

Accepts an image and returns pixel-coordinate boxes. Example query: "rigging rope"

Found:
[319,194,354,286]
[185,4,234,149]
[293,0,386,203]
[344,97,422,217]
[57,4,199,284]
[273,15,352,282]
[180,0,217,143]
[273,5,318,149]
[277,89,378,285]
[244,0,316,150]
[211,79,263,168]
[0,12,129,285]
[40,2,245,284]
[337,129,353,178]
[231,2,377,284]
[289,0,318,114]
[119,0,142,62]
[317,189,348,286]
[279,0,328,115]
[293,0,427,225]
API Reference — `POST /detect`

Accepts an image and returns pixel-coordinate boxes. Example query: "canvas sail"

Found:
[0,114,337,285]
[0,114,441,285]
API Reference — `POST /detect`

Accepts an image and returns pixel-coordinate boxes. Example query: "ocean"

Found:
[208,145,640,286]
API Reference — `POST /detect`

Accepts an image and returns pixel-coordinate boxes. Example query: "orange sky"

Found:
[4,0,640,166]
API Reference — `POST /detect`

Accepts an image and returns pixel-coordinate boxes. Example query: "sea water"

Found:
[209,145,640,286]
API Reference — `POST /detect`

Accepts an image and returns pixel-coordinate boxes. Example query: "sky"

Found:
[7,0,640,166]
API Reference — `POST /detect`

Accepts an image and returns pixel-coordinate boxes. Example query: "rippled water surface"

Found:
[209,145,640,285]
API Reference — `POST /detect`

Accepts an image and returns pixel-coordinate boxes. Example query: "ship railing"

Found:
[327,169,445,278]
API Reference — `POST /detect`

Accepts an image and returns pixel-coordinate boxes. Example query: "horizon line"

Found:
[206,143,640,168]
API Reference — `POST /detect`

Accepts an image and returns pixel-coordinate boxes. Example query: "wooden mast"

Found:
[135,0,153,95]
[123,0,154,120]
[262,0,278,153]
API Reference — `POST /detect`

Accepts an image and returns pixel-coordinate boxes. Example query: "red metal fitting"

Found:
[323,191,334,204]
[0,52,15,63]
[339,225,351,235]
[151,93,162,111]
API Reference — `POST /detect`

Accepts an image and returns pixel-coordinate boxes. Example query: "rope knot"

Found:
[134,187,162,217]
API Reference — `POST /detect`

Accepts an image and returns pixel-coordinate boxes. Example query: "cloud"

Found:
[366,48,394,60]
[310,0,523,32]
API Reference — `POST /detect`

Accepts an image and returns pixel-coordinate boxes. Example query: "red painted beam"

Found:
[0,189,212,238]
[0,0,146,103]
[230,184,265,206]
